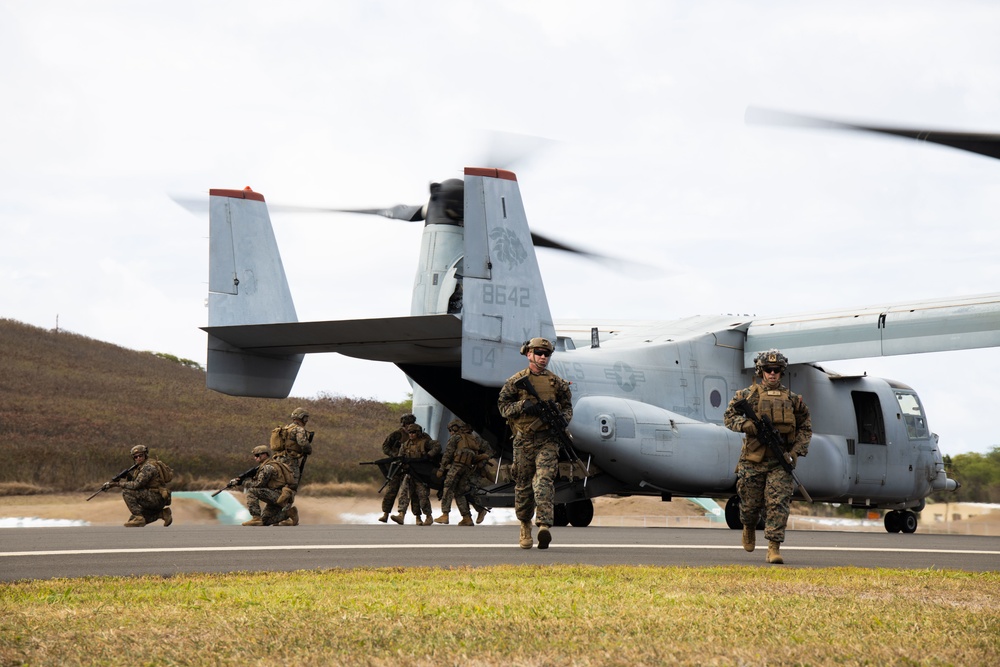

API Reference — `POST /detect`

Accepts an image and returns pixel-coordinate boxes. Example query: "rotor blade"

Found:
[746,107,1000,161]
[171,194,426,222]
[530,230,656,275]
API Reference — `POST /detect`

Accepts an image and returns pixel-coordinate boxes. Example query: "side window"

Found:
[895,391,928,440]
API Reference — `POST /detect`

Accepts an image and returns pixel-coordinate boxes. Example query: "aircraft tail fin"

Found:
[460,168,555,386]
[206,188,303,397]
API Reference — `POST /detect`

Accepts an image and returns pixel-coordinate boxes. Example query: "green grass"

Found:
[2,565,997,666]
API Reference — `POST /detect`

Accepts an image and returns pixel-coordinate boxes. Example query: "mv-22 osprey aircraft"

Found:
[202,111,998,534]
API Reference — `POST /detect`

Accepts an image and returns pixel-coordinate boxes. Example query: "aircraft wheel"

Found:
[901,511,918,534]
[566,498,594,527]
[884,510,903,533]
[553,503,569,527]
[725,496,742,530]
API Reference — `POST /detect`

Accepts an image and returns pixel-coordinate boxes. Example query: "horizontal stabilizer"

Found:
[203,314,462,365]
[746,292,1000,367]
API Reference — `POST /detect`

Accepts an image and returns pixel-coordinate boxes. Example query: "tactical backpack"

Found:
[153,458,174,484]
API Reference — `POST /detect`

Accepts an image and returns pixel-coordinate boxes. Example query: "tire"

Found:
[566,498,594,527]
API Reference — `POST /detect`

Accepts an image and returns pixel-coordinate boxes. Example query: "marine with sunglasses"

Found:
[497,337,573,550]
[724,348,812,564]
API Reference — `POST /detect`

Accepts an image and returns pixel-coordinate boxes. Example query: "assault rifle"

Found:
[513,376,587,474]
[86,462,140,501]
[212,465,260,497]
[732,398,813,503]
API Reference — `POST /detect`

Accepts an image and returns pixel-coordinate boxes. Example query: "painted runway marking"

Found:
[4,544,999,557]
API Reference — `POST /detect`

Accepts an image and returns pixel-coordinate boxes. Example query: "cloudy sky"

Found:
[3,1,999,457]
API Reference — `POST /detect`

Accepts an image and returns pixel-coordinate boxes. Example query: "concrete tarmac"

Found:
[2,525,998,581]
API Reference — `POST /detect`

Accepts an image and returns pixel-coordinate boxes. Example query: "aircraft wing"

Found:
[745,292,1000,367]
[203,314,462,365]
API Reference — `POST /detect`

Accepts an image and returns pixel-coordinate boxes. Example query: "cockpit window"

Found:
[895,391,928,440]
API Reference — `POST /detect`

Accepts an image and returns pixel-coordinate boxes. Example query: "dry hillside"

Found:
[0,318,406,493]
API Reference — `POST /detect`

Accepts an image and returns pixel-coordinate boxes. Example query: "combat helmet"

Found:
[447,418,463,431]
[290,407,310,421]
[406,423,423,434]
[400,413,417,426]
[754,348,789,376]
[130,444,148,457]
[520,337,554,356]
[252,445,270,457]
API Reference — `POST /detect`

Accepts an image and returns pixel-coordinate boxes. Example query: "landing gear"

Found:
[884,509,918,533]
[725,495,765,530]
[552,499,594,527]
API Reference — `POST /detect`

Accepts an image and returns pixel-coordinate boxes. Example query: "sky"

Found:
[3,1,999,457]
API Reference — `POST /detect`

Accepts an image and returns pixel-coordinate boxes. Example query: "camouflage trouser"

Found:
[440,465,473,516]
[123,488,168,524]
[513,434,558,526]
[465,469,490,513]
[246,487,292,526]
[381,471,405,514]
[737,458,794,543]
[398,474,432,517]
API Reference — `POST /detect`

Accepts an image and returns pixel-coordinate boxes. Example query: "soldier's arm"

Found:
[556,378,573,423]
[793,396,813,456]
[497,379,519,419]
[120,463,155,490]
[723,389,751,433]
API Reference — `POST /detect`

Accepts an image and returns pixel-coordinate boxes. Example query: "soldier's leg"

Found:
[245,490,263,518]
[415,482,433,518]
[397,475,414,515]
[381,475,403,514]
[737,464,767,528]
[532,443,558,528]
[763,467,795,544]
[513,442,538,524]
[440,468,460,514]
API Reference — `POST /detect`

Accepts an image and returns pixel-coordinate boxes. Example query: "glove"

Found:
[228,478,240,487]
[435,469,444,478]
[785,451,798,469]
[101,481,114,491]
[741,420,757,437]
[522,399,540,417]
[301,443,313,456]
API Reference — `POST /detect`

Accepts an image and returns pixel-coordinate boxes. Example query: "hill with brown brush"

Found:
[0,318,408,494]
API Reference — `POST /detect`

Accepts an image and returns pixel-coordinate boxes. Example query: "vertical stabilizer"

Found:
[206,188,303,397]
[460,168,555,386]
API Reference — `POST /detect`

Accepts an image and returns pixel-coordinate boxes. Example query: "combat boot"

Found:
[537,525,552,550]
[742,524,756,552]
[161,507,173,527]
[434,513,450,524]
[476,508,488,524]
[242,516,263,526]
[519,522,533,549]
[278,506,299,526]
[458,515,474,526]
[766,540,784,564]
[124,515,146,527]
[378,512,389,523]
[390,513,405,525]
[422,515,434,526]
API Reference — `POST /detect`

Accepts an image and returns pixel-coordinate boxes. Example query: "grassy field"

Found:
[2,565,997,666]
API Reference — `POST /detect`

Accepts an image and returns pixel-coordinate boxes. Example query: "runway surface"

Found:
[2,525,998,580]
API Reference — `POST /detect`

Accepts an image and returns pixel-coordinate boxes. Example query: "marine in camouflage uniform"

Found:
[462,423,493,524]
[379,414,416,523]
[724,348,812,564]
[395,424,440,526]
[240,445,298,527]
[434,420,491,526]
[272,407,314,490]
[498,337,572,550]
[103,444,172,527]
